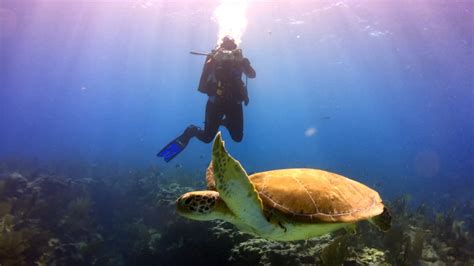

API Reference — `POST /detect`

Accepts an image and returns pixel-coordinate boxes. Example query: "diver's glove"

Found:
[242,58,256,78]
[242,58,250,68]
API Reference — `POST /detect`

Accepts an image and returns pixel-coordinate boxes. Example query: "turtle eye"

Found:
[184,197,192,205]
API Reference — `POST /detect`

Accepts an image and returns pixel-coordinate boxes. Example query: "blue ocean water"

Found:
[0,1,473,264]
[2,0,472,198]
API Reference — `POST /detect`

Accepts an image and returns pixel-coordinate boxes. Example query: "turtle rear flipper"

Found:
[371,207,391,232]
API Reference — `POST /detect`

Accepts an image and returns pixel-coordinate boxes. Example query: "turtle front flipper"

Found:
[212,132,272,233]
[206,161,216,190]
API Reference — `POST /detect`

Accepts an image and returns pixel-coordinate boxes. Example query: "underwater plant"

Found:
[0,180,5,198]
[319,235,349,265]
[0,201,11,218]
[402,228,425,264]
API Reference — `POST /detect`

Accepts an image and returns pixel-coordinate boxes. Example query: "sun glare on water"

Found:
[212,0,249,46]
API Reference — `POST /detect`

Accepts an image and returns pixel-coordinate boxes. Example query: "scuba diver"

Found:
[157,36,256,162]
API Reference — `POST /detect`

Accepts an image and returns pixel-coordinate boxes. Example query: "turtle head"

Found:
[176,191,232,221]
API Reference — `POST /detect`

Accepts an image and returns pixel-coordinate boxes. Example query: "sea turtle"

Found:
[176,133,391,241]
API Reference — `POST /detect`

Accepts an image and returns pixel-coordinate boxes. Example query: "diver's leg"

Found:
[196,100,223,143]
[224,102,243,142]
[157,100,222,162]
[177,125,199,145]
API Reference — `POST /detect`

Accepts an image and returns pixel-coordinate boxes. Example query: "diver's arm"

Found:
[242,58,256,79]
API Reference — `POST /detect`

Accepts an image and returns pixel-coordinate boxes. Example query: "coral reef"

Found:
[0,159,473,265]
[349,247,387,265]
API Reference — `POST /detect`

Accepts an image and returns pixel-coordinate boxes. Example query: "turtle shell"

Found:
[249,169,384,223]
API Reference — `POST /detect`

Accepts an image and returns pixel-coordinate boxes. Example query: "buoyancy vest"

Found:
[200,49,248,102]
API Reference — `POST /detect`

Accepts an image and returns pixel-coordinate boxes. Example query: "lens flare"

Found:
[212,0,249,46]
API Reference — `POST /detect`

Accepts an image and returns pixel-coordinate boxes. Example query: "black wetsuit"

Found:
[184,48,256,144]
[196,97,244,143]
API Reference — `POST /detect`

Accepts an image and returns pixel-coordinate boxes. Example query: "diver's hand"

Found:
[244,96,249,106]
[242,58,250,67]
[242,58,256,79]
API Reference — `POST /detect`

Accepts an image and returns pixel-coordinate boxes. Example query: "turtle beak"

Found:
[176,193,193,214]
[176,194,197,220]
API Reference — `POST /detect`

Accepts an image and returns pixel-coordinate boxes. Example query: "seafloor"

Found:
[0,158,472,266]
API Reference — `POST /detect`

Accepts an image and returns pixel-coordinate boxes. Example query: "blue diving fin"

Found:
[157,126,198,162]
[157,137,187,162]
